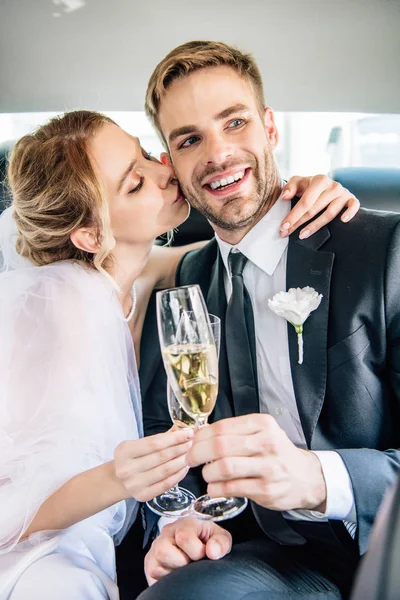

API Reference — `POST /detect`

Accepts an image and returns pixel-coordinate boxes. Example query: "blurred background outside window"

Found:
[1,111,399,181]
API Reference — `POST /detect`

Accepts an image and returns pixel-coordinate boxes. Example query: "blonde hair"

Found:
[145,40,266,143]
[7,110,116,272]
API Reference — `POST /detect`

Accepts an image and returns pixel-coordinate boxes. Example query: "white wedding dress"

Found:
[0,209,143,600]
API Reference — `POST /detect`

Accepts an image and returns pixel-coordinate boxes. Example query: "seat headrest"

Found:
[332,167,400,212]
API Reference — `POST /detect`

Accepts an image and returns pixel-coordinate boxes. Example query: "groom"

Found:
[139,41,400,599]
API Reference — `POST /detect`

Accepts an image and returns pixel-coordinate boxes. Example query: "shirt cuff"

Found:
[157,515,180,534]
[310,450,357,521]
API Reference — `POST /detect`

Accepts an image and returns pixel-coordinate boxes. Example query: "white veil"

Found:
[0,206,33,272]
[0,207,142,553]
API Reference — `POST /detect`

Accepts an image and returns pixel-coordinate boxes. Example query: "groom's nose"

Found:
[201,132,234,166]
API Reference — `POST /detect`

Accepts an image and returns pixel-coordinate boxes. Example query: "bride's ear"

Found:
[70,227,100,254]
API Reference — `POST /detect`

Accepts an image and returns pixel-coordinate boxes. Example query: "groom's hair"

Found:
[145,40,266,145]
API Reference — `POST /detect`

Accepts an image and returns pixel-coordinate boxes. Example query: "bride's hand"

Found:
[113,428,194,502]
[280,174,360,239]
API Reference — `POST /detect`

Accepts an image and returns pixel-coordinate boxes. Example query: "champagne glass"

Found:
[157,285,247,521]
[146,382,196,517]
[147,315,221,518]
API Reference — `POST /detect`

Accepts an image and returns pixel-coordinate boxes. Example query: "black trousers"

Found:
[136,521,360,600]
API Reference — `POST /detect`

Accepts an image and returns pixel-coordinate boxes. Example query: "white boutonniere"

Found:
[268,287,323,364]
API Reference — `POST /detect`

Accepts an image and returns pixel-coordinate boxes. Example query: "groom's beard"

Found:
[179,149,278,232]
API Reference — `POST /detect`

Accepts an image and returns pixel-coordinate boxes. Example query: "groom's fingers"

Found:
[194,414,271,440]
[145,537,191,585]
[174,523,208,562]
[145,519,232,585]
[154,539,191,570]
[202,456,268,482]
[204,528,232,560]
[187,434,263,467]
[187,414,278,467]
[173,519,231,562]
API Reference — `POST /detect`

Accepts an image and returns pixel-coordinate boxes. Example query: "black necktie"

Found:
[224,250,306,546]
[225,251,259,416]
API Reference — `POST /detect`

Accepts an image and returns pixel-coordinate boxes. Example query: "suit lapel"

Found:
[286,228,334,447]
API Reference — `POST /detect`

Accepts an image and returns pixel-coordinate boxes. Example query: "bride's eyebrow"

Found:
[117,159,137,193]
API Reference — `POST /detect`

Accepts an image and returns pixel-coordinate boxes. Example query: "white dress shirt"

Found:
[215,197,356,526]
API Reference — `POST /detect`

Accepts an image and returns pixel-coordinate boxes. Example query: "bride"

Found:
[0,110,358,599]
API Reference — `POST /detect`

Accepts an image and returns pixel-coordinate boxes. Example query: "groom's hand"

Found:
[187,414,327,513]
[144,518,232,585]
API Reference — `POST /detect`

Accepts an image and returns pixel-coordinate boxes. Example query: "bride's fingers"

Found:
[129,439,193,474]
[125,463,190,502]
[338,196,360,223]
[284,195,334,237]
[115,428,194,461]
[285,194,360,239]
[281,175,312,201]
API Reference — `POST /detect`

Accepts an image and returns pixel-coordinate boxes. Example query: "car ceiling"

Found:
[0,0,400,114]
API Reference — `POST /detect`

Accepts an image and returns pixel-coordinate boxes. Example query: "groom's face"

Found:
[158,66,280,232]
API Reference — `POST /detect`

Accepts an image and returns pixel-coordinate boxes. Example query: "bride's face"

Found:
[88,123,189,245]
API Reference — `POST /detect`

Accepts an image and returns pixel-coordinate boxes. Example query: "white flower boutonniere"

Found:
[268,287,323,364]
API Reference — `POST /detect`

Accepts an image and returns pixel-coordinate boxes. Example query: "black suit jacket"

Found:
[140,208,400,554]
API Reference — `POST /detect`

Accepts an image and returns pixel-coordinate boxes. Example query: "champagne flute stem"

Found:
[166,485,181,497]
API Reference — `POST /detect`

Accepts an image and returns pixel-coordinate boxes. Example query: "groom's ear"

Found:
[160,152,173,167]
[263,107,279,149]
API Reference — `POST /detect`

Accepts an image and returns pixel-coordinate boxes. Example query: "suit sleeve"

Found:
[336,220,400,555]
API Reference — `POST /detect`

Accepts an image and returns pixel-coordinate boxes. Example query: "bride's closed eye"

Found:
[128,174,144,194]
[127,149,159,193]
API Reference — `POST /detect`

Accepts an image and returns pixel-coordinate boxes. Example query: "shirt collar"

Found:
[216,195,290,277]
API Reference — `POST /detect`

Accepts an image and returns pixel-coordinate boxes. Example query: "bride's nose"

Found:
[159,157,177,189]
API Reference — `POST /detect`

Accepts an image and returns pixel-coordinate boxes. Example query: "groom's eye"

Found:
[228,118,245,129]
[180,136,200,149]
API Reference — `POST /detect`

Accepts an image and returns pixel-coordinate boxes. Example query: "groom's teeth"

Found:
[208,170,245,190]
[210,180,221,190]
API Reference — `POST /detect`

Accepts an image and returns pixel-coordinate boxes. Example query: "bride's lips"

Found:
[202,167,251,197]
[174,189,186,204]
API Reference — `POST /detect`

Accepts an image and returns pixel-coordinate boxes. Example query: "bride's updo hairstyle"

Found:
[7,110,117,271]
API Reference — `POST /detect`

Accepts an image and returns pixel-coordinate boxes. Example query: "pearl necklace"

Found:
[125,284,137,322]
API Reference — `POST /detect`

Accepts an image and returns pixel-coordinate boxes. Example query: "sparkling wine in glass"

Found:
[157,285,248,521]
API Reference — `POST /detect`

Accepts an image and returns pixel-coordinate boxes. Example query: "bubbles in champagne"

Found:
[164,344,218,419]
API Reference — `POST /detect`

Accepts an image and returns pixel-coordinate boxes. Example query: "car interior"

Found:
[1,1,400,599]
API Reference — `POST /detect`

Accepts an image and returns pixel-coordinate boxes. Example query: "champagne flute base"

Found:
[146,487,196,518]
[189,495,248,521]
